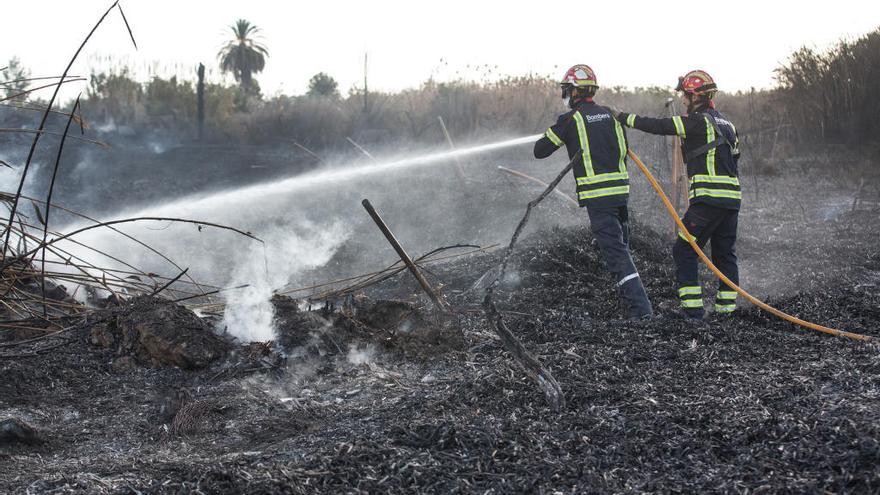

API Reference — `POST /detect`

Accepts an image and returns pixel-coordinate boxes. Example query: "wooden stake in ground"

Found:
[437,116,467,181]
[666,98,687,237]
[293,142,325,164]
[361,199,450,312]
[671,136,686,235]
[346,137,376,162]
[196,63,205,141]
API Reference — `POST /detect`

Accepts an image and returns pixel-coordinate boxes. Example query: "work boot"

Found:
[708,308,737,322]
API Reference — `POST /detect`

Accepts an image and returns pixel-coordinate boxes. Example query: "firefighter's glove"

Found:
[606,106,625,122]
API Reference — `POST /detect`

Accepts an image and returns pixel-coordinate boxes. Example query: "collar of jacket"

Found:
[690,101,713,113]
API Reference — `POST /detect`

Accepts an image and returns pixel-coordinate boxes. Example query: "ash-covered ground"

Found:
[2,160,879,493]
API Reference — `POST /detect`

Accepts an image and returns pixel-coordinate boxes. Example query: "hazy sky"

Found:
[5,1,879,99]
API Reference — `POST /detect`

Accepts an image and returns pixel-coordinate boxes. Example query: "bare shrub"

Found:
[775,27,880,144]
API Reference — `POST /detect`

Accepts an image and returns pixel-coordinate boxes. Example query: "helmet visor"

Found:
[675,76,686,92]
[560,83,574,99]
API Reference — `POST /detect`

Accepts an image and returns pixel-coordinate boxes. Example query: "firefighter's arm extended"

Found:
[534,115,567,159]
[617,112,701,139]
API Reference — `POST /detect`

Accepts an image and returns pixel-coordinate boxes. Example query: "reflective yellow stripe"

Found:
[681,299,704,309]
[678,286,702,296]
[613,119,627,173]
[545,128,563,147]
[717,291,737,300]
[678,230,695,242]
[577,185,630,199]
[572,111,629,199]
[690,174,740,186]
[626,114,636,128]
[689,188,742,200]
[575,172,629,185]
[672,116,686,137]
[714,303,736,313]
[572,112,593,176]
[705,116,716,176]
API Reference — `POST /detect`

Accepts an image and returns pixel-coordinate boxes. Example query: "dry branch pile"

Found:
[0,187,259,355]
[0,2,261,356]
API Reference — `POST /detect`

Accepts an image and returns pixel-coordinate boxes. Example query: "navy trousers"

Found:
[673,203,739,317]
[587,206,653,318]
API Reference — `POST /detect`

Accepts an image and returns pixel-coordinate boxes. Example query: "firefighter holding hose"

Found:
[534,64,653,320]
[614,70,741,319]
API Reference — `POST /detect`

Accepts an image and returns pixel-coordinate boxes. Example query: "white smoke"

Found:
[220,248,274,342]
[0,155,41,195]
[95,119,117,133]
[221,221,348,342]
[43,133,547,342]
[346,343,376,365]
[148,141,167,154]
[0,163,20,193]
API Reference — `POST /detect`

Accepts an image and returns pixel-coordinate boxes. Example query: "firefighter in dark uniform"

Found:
[534,64,653,319]
[614,70,740,319]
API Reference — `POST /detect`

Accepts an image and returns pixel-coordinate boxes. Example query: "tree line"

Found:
[775,26,880,144]
[3,22,877,152]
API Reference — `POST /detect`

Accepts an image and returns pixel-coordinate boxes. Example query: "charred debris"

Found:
[2,106,880,491]
[2,189,880,492]
[3,6,880,492]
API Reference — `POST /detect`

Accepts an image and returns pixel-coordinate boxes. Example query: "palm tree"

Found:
[218,19,268,94]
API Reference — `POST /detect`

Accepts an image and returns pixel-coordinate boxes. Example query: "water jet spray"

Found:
[71,134,543,225]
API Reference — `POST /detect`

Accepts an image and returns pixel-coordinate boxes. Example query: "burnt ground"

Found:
[2,163,880,493]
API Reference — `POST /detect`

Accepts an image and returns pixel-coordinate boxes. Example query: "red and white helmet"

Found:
[676,69,717,97]
[560,64,598,88]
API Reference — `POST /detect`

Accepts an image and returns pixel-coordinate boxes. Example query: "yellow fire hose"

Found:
[627,149,872,342]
